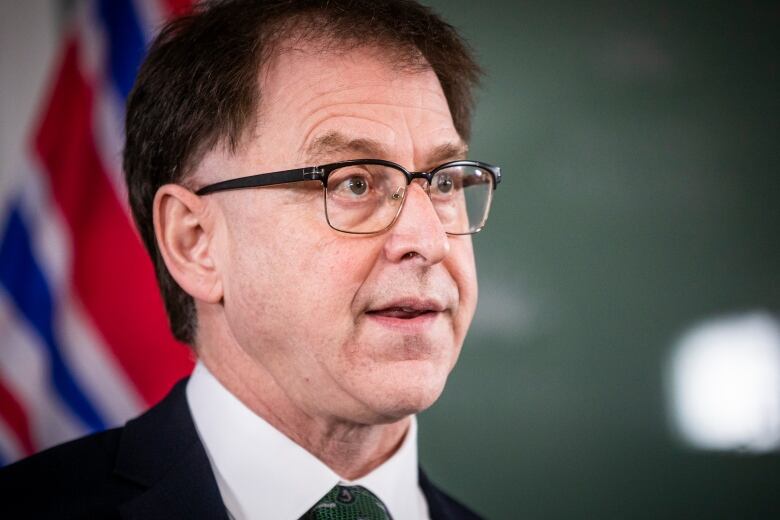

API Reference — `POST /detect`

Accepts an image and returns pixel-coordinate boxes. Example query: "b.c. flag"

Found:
[0,0,194,465]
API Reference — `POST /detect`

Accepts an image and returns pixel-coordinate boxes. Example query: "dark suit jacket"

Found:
[0,379,483,519]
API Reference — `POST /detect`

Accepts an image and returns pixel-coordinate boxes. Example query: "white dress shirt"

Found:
[186,361,431,520]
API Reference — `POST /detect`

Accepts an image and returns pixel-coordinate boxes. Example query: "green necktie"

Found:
[301,484,393,520]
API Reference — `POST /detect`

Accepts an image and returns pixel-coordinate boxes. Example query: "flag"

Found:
[0,0,194,465]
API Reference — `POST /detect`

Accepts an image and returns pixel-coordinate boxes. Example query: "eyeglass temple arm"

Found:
[195,167,324,195]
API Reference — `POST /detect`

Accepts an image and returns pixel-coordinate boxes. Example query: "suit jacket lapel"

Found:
[420,468,450,519]
[113,379,228,520]
[420,467,482,519]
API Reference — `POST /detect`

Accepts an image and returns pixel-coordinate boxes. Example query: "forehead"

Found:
[251,44,463,167]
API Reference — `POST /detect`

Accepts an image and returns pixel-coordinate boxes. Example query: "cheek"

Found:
[223,208,383,348]
[449,238,478,337]
[221,227,285,344]
[217,200,309,340]
[308,236,384,328]
[317,238,370,285]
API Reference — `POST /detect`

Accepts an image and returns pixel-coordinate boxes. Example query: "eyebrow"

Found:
[305,132,390,161]
[304,130,469,169]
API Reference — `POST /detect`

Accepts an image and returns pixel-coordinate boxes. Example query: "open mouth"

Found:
[366,307,437,319]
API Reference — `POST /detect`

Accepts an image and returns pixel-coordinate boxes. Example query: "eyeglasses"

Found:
[195,159,501,235]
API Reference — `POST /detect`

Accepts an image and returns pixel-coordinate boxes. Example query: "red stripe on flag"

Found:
[0,379,35,456]
[34,38,192,407]
[160,0,193,18]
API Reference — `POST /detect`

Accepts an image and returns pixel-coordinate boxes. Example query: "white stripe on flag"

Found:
[78,0,134,214]
[18,157,145,428]
[56,295,145,427]
[0,415,25,464]
[132,0,169,42]
[17,157,71,297]
[72,1,106,83]
[0,292,86,451]
[94,85,131,215]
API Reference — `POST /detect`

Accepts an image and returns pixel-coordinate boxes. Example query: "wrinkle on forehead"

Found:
[304,131,467,167]
[269,73,449,131]
[257,40,430,118]
[252,43,459,170]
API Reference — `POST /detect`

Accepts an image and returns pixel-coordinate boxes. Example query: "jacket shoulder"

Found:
[0,427,140,518]
[0,379,225,520]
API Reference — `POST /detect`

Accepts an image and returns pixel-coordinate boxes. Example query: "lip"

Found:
[364,298,447,333]
[366,298,446,313]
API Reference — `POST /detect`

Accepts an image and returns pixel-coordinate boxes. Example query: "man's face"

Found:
[201,45,478,424]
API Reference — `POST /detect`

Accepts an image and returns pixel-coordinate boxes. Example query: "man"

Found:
[0,0,500,518]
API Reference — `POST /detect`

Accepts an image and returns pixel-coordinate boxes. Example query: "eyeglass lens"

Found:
[324,163,494,234]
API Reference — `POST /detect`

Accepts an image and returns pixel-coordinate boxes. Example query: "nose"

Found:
[382,182,450,264]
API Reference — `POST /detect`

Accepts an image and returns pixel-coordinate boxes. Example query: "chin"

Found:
[355,359,452,423]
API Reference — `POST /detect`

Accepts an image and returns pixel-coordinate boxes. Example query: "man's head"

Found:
[124,0,485,423]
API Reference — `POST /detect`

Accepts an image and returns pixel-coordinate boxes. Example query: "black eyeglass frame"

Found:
[195,159,502,235]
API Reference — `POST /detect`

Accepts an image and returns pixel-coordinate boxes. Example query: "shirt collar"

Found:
[186,361,426,520]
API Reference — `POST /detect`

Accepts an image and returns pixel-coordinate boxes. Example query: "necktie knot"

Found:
[301,484,392,520]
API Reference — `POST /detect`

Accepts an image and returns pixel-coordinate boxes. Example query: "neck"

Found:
[197,340,410,480]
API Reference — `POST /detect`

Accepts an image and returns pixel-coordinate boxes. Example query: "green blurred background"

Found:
[417,1,780,518]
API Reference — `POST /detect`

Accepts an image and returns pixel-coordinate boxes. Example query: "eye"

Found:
[332,172,372,198]
[436,173,454,194]
[328,164,401,202]
[347,176,368,196]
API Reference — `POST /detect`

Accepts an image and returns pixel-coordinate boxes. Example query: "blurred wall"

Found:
[418,1,780,518]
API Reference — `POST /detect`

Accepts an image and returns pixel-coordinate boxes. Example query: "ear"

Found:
[153,184,223,304]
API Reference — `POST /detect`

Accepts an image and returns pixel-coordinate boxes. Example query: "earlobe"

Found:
[153,184,223,304]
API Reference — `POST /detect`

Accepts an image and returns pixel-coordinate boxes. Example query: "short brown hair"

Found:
[124,0,483,345]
